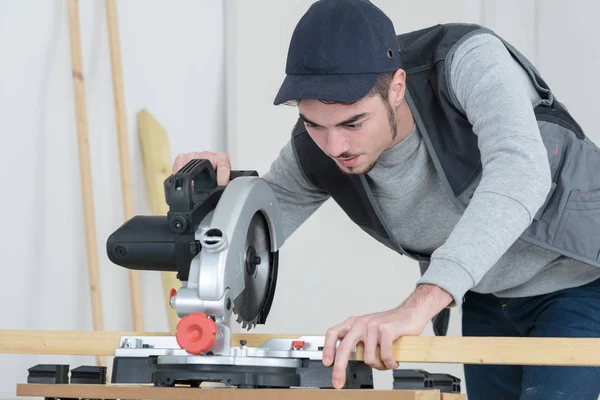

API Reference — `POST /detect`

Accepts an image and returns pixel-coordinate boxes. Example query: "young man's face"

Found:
[298,93,399,175]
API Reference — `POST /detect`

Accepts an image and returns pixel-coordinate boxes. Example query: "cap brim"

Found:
[273,73,380,105]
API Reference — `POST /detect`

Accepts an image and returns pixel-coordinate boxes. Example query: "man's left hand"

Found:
[322,284,453,389]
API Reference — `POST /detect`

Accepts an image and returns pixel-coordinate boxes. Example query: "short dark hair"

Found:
[282,71,395,107]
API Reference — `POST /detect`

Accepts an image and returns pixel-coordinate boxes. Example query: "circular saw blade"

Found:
[233,211,277,330]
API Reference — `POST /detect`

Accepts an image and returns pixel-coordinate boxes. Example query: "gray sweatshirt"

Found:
[262,33,600,307]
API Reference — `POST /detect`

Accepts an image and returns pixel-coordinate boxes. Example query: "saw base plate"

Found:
[112,356,373,389]
[106,335,461,393]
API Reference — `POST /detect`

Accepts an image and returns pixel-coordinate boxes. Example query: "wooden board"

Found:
[16,384,463,400]
[66,0,106,368]
[105,0,145,333]
[137,108,180,334]
[2,330,600,366]
[0,330,304,356]
[441,395,465,400]
[367,335,600,366]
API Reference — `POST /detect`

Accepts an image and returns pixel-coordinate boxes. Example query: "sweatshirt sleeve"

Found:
[261,139,330,242]
[416,33,552,306]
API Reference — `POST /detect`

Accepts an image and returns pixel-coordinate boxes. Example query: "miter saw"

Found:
[107,158,282,336]
[104,158,370,388]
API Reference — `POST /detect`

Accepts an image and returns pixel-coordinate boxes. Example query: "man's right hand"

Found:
[172,151,232,186]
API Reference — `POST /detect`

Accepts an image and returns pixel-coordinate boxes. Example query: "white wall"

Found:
[535,0,600,136]
[0,0,224,397]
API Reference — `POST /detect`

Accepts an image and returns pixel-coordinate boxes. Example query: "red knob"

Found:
[292,340,305,350]
[175,312,218,355]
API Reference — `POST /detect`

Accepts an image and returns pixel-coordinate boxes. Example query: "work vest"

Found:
[290,23,600,334]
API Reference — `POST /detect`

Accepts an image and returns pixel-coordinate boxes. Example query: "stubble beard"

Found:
[338,98,397,176]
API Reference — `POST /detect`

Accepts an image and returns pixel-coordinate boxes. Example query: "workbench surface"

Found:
[17,383,466,399]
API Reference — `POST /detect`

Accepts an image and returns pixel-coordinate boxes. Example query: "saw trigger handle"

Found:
[164,158,216,213]
[165,158,259,212]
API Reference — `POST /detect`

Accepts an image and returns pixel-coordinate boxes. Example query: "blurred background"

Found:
[1,0,598,397]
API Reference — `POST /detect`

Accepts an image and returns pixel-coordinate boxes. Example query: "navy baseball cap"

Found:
[273,0,401,105]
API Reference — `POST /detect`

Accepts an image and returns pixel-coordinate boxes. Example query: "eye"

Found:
[345,123,362,130]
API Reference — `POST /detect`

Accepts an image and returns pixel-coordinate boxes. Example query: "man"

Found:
[173,0,600,398]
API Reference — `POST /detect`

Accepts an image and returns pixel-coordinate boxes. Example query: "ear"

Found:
[389,69,406,107]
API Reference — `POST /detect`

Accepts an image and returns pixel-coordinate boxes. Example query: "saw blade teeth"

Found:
[233,211,277,330]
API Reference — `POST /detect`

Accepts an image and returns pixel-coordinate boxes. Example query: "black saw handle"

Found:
[107,158,258,280]
[164,158,258,213]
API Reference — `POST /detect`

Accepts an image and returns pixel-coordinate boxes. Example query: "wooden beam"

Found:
[16,384,455,400]
[1,330,599,366]
[105,0,144,333]
[441,395,466,400]
[366,336,600,367]
[65,0,105,368]
[137,108,180,334]
[0,330,302,356]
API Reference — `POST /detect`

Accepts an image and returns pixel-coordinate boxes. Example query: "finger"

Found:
[214,152,231,186]
[172,153,189,173]
[379,325,399,370]
[332,326,363,389]
[322,318,354,367]
[173,152,205,173]
[364,321,385,370]
[194,151,229,185]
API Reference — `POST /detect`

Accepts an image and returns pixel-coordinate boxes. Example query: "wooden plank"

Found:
[441,394,466,400]
[137,109,172,223]
[0,330,304,356]
[16,384,452,400]
[137,108,180,334]
[65,0,106,368]
[105,0,144,333]
[0,330,158,356]
[2,330,599,366]
[379,336,600,366]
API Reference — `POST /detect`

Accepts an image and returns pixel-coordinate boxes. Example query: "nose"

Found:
[325,130,349,158]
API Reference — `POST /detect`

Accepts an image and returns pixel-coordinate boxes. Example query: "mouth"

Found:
[337,155,359,168]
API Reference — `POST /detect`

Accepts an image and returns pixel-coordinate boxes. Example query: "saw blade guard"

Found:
[172,176,284,326]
